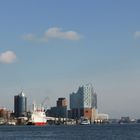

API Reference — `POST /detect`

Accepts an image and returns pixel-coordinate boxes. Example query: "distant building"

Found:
[57,98,67,107]
[96,113,109,121]
[0,108,11,120]
[70,83,97,120]
[14,91,27,118]
[47,97,67,118]
[119,117,131,123]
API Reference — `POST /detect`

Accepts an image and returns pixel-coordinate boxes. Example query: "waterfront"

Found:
[0,124,140,140]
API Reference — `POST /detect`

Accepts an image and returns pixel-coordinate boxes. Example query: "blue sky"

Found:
[0,0,140,118]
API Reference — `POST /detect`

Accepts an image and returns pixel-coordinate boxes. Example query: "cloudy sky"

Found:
[0,0,140,118]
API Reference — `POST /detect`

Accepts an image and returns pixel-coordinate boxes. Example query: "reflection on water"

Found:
[0,124,140,140]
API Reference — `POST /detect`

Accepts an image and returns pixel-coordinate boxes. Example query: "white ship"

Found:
[80,117,90,125]
[28,103,47,126]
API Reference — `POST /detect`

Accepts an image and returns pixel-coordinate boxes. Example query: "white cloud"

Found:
[44,27,80,40]
[0,51,17,64]
[134,31,140,39]
[21,33,36,41]
[22,27,81,42]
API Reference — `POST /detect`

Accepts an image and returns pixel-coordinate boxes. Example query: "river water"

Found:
[0,124,140,140]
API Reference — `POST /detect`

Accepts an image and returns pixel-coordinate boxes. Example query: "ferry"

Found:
[27,103,47,126]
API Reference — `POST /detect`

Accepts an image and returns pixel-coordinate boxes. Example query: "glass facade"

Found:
[70,83,97,109]
[14,92,27,117]
[70,83,97,119]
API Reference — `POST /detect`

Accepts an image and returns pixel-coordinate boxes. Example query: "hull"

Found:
[80,121,90,125]
[27,122,47,126]
[34,122,47,126]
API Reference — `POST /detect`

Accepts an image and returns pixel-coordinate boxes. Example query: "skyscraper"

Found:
[14,91,27,117]
[70,83,97,119]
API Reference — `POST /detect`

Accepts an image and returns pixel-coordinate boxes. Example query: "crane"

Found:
[41,97,50,110]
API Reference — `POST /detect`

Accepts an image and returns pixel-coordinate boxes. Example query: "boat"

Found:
[27,103,47,126]
[80,117,90,125]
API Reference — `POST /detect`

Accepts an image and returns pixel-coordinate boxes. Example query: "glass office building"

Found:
[14,91,27,117]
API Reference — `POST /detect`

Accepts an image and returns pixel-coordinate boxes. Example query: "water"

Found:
[0,124,140,140]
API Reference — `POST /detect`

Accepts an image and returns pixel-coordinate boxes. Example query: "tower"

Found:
[14,91,27,117]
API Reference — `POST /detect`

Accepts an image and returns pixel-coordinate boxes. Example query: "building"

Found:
[70,83,97,120]
[96,113,109,122]
[14,91,27,118]
[47,97,68,118]
[0,108,11,120]
[57,98,67,107]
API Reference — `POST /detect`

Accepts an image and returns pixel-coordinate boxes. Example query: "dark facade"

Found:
[14,92,27,117]
[47,97,68,118]
[57,98,67,107]
[48,106,67,118]
[70,108,93,120]
[92,92,97,109]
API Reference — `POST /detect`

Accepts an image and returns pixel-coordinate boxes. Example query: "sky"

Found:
[0,0,140,119]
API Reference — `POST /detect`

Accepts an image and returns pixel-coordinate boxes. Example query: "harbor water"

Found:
[0,124,140,140]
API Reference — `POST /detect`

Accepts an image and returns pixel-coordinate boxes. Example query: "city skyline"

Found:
[0,0,140,119]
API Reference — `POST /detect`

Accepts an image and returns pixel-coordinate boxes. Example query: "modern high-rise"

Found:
[14,91,27,117]
[70,83,97,120]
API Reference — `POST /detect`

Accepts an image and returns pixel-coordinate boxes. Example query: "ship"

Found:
[80,117,90,125]
[27,103,47,126]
